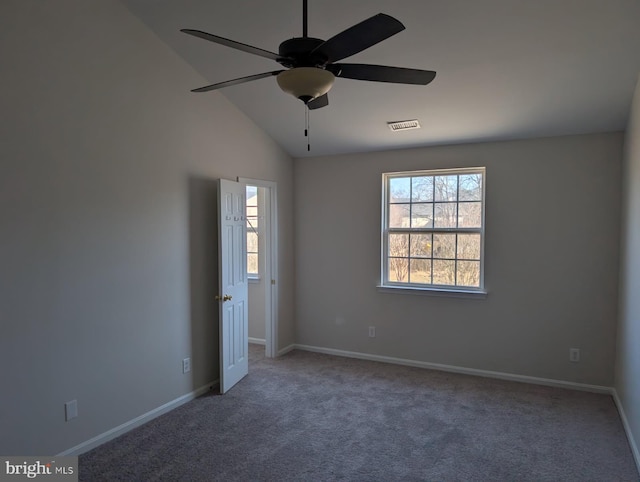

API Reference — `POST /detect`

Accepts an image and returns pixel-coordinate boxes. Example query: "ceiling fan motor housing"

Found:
[278,37,327,68]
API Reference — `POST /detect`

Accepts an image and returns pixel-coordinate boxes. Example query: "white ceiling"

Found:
[123,0,640,158]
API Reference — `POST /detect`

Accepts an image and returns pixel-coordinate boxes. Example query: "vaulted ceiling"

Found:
[123,0,640,158]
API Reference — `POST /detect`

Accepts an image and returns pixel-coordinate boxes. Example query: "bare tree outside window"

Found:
[388,233,409,282]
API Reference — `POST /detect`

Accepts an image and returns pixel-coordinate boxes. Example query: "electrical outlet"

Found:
[569,348,580,363]
[182,357,191,374]
[368,326,376,338]
[65,400,78,421]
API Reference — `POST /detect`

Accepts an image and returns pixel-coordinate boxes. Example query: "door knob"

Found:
[216,294,233,302]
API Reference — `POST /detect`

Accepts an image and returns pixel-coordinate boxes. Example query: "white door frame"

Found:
[238,177,278,358]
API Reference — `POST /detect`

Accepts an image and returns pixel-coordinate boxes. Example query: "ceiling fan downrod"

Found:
[303,0,308,38]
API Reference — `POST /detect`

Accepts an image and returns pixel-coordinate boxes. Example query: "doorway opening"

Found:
[240,178,278,360]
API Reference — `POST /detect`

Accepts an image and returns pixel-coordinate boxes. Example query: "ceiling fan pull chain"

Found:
[305,104,311,151]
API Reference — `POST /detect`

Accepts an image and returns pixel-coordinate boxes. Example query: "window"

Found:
[382,167,485,292]
[246,185,259,277]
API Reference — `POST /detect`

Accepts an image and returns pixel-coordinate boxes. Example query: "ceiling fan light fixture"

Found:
[276,67,335,104]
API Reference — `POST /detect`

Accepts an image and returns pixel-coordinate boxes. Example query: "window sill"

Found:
[248,277,261,284]
[377,285,488,299]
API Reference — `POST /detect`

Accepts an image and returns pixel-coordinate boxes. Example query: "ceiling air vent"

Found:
[387,119,421,132]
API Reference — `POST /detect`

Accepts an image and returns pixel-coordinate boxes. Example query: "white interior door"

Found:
[218,179,248,394]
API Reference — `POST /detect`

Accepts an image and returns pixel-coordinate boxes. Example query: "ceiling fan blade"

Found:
[311,14,405,63]
[308,93,328,110]
[331,64,436,85]
[181,29,283,62]
[191,71,284,93]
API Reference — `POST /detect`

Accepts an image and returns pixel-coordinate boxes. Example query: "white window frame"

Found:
[380,167,487,296]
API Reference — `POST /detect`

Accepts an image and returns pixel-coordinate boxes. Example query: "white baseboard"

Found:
[293,344,613,394]
[248,337,266,345]
[57,379,219,456]
[278,344,295,356]
[612,389,640,474]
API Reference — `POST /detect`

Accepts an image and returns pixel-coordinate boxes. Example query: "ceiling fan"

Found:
[181,0,436,110]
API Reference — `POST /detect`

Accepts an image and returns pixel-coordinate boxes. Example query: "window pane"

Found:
[433,234,456,259]
[410,259,431,284]
[247,217,258,232]
[246,186,258,207]
[247,253,259,274]
[251,221,260,234]
[411,203,433,228]
[388,233,409,257]
[433,260,455,285]
[458,202,482,228]
[459,174,482,201]
[456,261,480,287]
[434,175,458,201]
[412,176,433,202]
[247,205,258,217]
[247,232,258,252]
[388,258,409,282]
[410,233,432,257]
[389,177,411,203]
[389,204,410,228]
[434,203,457,228]
[457,234,481,260]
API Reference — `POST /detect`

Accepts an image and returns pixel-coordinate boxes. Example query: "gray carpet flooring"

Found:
[80,345,639,481]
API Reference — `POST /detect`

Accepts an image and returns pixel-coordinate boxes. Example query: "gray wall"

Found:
[248,281,267,341]
[294,133,622,386]
[616,77,640,461]
[0,0,294,455]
